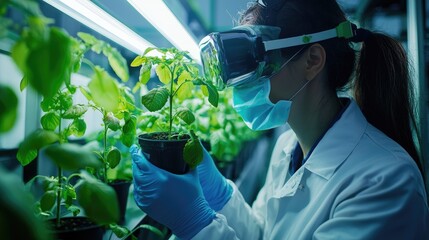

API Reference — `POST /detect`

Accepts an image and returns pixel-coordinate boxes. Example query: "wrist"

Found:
[207,179,233,211]
[173,196,216,240]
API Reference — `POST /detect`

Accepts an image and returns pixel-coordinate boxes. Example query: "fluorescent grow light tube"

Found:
[43,0,154,55]
[127,0,200,61]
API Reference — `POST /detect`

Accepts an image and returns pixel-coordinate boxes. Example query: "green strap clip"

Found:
[336,21,355,39]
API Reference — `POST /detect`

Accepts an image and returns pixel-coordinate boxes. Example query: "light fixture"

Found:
[127,0,200,61]
[43,0,154,55]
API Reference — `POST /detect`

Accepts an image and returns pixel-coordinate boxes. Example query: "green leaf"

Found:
[40,112,60,131]
[40,190,56,212]
[204,83,219,107]
[107,147,121,169]
[44,143,102,170]
[121,133,135,148]
[68,119,86,137]
[19,77,28,91]
[88,66,120,112]
[183,132,203,169]
[79,86,92,101]
[11,39,29,73]
[155,64,171,85]
[26,27,72,98]
[0,86,18,132]
[176,71,193,100]
[143,47,155,56]
[77,32,98,45]
[121,116,136,147]
[176,81,193,100]
[141,87,169,112]
[77,176,119,225]
[67,205,80,216]
[64,184,77,199]
[201,85,209,96]
[178,70,191,84]
[63,104,87,119]
[123,115,137,133]
[176,108,195,125]
[104,45,129,82]
[209,130,228,160]
[40,97,55,112]
[16,129,59,166]
[132,82,142,93]
[66,82,77,94]
[131,56,144,67]
[139,64,151,85]
[58,93,73,111]
[105,112,120,131]
[70,37,84,73]
[110,224,129,238]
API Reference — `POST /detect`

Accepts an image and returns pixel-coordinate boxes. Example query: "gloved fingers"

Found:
[130,144,140,155]
[131,151,149,172]
[130,145,159,174]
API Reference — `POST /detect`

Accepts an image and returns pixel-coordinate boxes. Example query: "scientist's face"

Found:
[269,51,307,103]
[268,44,327,104]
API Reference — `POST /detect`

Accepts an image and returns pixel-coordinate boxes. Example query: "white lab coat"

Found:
[193,99,429,240]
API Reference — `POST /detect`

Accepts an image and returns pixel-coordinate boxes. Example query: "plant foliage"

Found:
[131,47,219,167]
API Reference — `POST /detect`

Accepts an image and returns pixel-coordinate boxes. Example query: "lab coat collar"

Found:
[283,98,367,180]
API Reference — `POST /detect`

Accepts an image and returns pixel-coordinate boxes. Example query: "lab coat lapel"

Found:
[274,100,367,198]
[304,100,367,180]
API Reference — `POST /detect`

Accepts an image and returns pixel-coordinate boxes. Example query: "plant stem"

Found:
[56,166,62,227]
[103,113,108,183]
[56,110,63,227]
[66,173,82,185]
[168,66,175,140]
[82,58,96,71]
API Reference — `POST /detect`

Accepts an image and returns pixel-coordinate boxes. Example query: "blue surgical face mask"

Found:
[232,49,310,131]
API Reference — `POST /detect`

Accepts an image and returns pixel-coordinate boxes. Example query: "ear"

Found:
[304,44,326,80]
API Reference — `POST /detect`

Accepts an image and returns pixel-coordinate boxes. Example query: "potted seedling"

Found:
[75,32,136,224]
[131,47,219,174]
[6,3,121,238]
[175,87,260,179]
[16,84,120,239]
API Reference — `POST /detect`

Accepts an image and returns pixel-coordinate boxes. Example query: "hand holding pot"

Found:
[130,145,215,240]
[197,148,233,211]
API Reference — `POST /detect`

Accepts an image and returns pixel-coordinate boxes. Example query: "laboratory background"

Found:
[0,0,428,239]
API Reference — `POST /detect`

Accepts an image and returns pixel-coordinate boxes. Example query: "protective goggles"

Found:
[199,21,356,90]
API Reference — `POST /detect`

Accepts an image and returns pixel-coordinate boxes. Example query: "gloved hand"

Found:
[197,147,233,211]
[131,145,215,240]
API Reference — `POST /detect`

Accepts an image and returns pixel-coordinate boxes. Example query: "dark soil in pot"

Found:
[109,179,131,224]
[48,216,104,240]
[138,132,190,174]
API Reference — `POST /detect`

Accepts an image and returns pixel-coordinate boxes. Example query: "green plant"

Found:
[0,85,18,133]
[2,0,74,99]
[179,88,261,167]
[131,47,219,168]
[76,32,136,183]
[2,0,120,228]
[17,98,120,227]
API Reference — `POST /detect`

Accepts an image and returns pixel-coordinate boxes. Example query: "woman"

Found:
[131,0,429,239]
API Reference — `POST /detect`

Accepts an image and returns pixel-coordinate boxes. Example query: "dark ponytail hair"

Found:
[239,0,423,173]
[355,33,422,171]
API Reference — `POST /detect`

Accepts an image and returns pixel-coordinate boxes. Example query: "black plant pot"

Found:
[48,216,104,240]
[109,180,131,224]
[138,133,190,174]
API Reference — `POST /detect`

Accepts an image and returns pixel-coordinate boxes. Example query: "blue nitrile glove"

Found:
[197,147,233,211]
[130,145,215,240]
